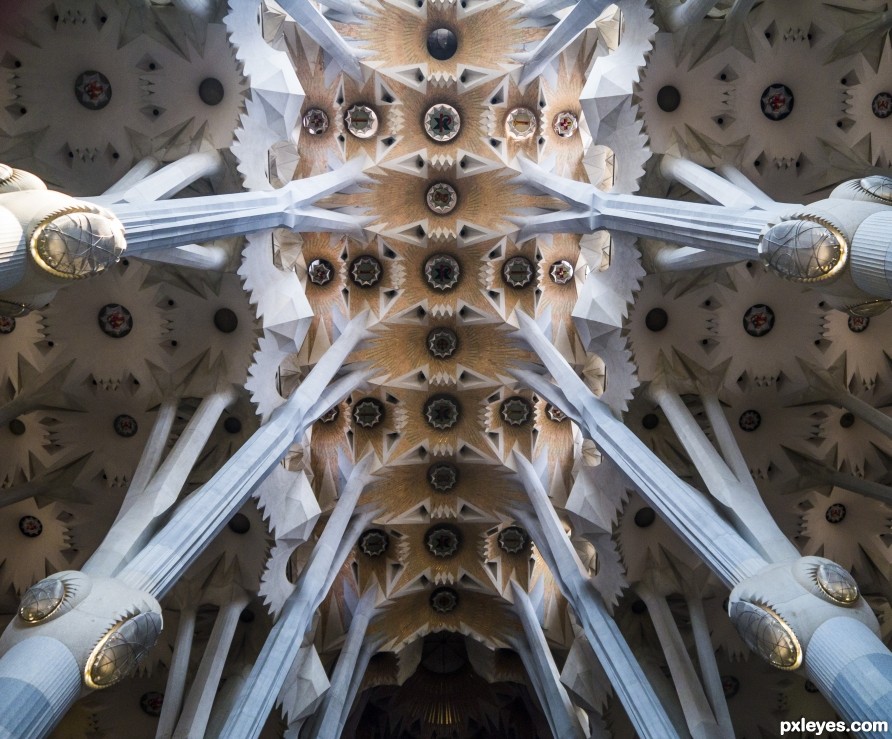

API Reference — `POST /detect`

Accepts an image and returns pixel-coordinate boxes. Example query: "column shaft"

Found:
[156,608,197,739]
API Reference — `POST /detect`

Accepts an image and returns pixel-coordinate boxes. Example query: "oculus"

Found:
[503,256,533,288]
[500,396,531,426]
[506,107,537,139]
[424,104,461,142]
[302,108,330,135]
[345,104,378,138]
[498,526,527,554]
[360,529,390,557]
[424,395,461,430]
[350,255,382,287]
[426,183,458,214]
[74,70,112,110]
[738,410,761,432]
[426,526,461,557]
[427,327,459,358]
[98,303,133,338]
[308,258,335,286]
[430,587,459,613]
[872,92,892,119]
[742,304,774,337]
[761,84,794,121]
[549,259,574,284]
[428,463,458,492]
[553,111,578,137]
[825,503,846,524]
[353,398,385,429]
[113,414,139,438]
[427,28,458,60]
[424,254,460,290]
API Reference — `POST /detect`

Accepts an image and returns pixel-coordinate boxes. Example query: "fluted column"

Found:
[118,312,372,598]
[305,586,380,739]
[172,594,251,739]
[805,618,892,737]
[95,151,224,205]
[86,388,237,577]
[512,453,680,739]
[111,158,369,252]
[155,607,198,739]
[217,457,378,739]
[660,156,760,210]
[0,638,81,739]
[513,156,772,255]
[514,312,767,587]
[637,585,724,739]
[649,385,797,564]
[101,156,160,196]
[510,582,586,739]
[276,0,364,81]
[518,0,614,85]
[684,588,735,739]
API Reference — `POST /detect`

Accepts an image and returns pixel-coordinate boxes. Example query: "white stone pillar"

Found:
[101,156,161,197]
[172,595,251,739]
[217,457,378,739]
[511,583,586,739]
[306,587,380,739]
[660,155,759,210]
[85,388,238,577]
[0,637,81,739]
[156,607,198,739]
[518,0,615,85]
[665,0,722,31]
[684,589,735,739]
[98,151,225,205]
[276,0,364,81]
[637,586,724,739]
[109,157,369,252]
[649,385,797,564]
[512,454,680,739]
[118,312,372,598]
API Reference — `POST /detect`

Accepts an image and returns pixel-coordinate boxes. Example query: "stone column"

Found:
[636,585,724,739]
[276,0,364,81]
[86,388,237,577]
[510,582,586,739]
[512,453,680,739]
[305,586,380,739]
[660,155,760,210]
[664,0,723,30]
[118,312,372,598]
[155,607,198,739]
[518,0,615,85]
[96,151,224,204]
[0,637,81,739]
[172,594,251,739]
[217,456,378,739]
[110,158,369,252]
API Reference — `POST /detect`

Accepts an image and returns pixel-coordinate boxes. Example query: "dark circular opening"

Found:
[74,70,112,110]
[760,83,794,121]
[427,28,458,60]
[228,513,251,534]
[634,507,656,528]
[631,599,647,614]
[839,412,855,428]
[641,413,659,430]
[645,308,668,332]
[8,419,26,436]
[213,308,239,333]
[199,77,225,106]
[224,417,242,434]
[657,85,681,112]
[239,608,255,623]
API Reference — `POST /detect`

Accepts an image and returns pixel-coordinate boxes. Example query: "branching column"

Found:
[217,458,379,739]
